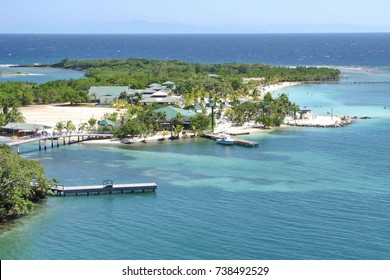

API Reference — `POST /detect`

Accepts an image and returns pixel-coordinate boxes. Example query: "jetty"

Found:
[4,132,113,154]
[204,134,259,147]
[51,180,157,196]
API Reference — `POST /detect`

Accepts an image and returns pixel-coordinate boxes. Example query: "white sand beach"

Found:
[284,113,354,127]
[12,81,352,145]
[19,104,118,128]
[257,82,300,97]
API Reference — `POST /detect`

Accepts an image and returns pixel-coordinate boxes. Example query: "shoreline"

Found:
[0,72,42,77]
[9,81,354,146]
[19,103,118,128]
[258,81,301,97]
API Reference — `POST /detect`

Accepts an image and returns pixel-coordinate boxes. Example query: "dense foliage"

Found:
[0,146,52,222]
[225,93,300,127]
[51,58,340,98]
[1,58,339,104]
[52,58,340,85]
[0,58,339,129]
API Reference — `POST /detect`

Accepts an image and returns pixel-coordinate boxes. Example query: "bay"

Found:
[0,34,390,260]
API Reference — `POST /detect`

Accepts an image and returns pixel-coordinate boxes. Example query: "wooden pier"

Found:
[51,180,157,196]
[233,138,259,147]
[203,134,259,147]
[4,132,113,154]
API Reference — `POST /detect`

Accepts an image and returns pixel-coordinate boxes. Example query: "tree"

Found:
[64,120,76,132]
[114,118,143,139]
[54,121,65,133]
[190,113,211,131]
[9,108,25,123]
[291,103,300,120]
[161,130,169,140]
[0,146,52,222]
[172,124,183,138]
[87,117,97,130]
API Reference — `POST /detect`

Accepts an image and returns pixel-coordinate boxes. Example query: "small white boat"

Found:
[216,135,235,145]
[121,138,136,144]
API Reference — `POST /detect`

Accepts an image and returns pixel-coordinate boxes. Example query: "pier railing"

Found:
[50,181,157,196]
[3,131,114,153]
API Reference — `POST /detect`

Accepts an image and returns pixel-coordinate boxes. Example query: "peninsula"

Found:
[2,58,346,142]
[0,58,350,223]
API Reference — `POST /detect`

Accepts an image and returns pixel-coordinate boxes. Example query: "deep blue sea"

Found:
[0,34,390,260]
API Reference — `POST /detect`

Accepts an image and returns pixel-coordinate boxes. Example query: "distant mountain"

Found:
[74,20,205,34]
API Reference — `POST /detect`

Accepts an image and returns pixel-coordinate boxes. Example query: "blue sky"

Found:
[1,0,390,33]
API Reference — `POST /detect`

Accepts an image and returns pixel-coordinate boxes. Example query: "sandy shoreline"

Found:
[18,82,300,129]
[6,81,351,145]
[258,82,300,96]
[19,104,118,128]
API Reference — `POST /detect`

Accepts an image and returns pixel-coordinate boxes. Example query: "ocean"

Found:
[0,34,389,260]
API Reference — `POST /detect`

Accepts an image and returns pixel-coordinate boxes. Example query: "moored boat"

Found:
[216,135,235,145]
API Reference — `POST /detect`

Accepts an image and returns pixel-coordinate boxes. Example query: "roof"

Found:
[193,104,204,111]
[208,74,219,78]
[141,97,177,104]
[98,119,117,127]
[142,88,157,94]
[148,83,162,88]
[151,91,168,98]
[163,81,175,85]
[89,86,136,99]
[149,86,163,91]
[2,122,52,131]
[153,106,196,121]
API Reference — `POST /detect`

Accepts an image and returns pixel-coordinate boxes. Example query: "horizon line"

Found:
[1,31,390,35]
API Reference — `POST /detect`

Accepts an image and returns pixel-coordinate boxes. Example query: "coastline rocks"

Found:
[285,115,354,128]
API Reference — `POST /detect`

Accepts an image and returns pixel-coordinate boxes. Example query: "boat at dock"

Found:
[216,135,235,145]
[121,138,136,144]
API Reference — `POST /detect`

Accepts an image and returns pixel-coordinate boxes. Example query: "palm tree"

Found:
[88,117,97,131]
[173,124,183,139]
[4,107,25,124]
[161,130,169,140]
[54,121,65,133]
[92,93,97,103]
[64,120,76,132]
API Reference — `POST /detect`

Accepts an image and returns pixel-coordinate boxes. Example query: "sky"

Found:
[1,0,390,33]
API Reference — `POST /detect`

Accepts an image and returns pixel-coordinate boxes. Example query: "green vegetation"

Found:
[113,105,167,139]
[0,146,53,222]
[0,59,341,222]
[51,58,340,85]
[0,58,340,133]
[1,59,339,106]
[49,58,340,101]
[225,93,300,128]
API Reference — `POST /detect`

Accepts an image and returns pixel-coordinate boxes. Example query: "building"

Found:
[88,86,140,105]
[89,81,177,105]
[2,122,52,136]
[153,106,196,125]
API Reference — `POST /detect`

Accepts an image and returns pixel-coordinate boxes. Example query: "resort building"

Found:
[153,106,196,127]
[88,86,140,105]
[88,81,178,105]
[2,122,52,136]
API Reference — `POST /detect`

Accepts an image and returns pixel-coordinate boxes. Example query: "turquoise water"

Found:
[0,66,84,83]
[1,33,390,259]
[1,69,390,259]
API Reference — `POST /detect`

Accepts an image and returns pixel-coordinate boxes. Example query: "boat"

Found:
[216,135,235,145]
[121,138,136,144]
